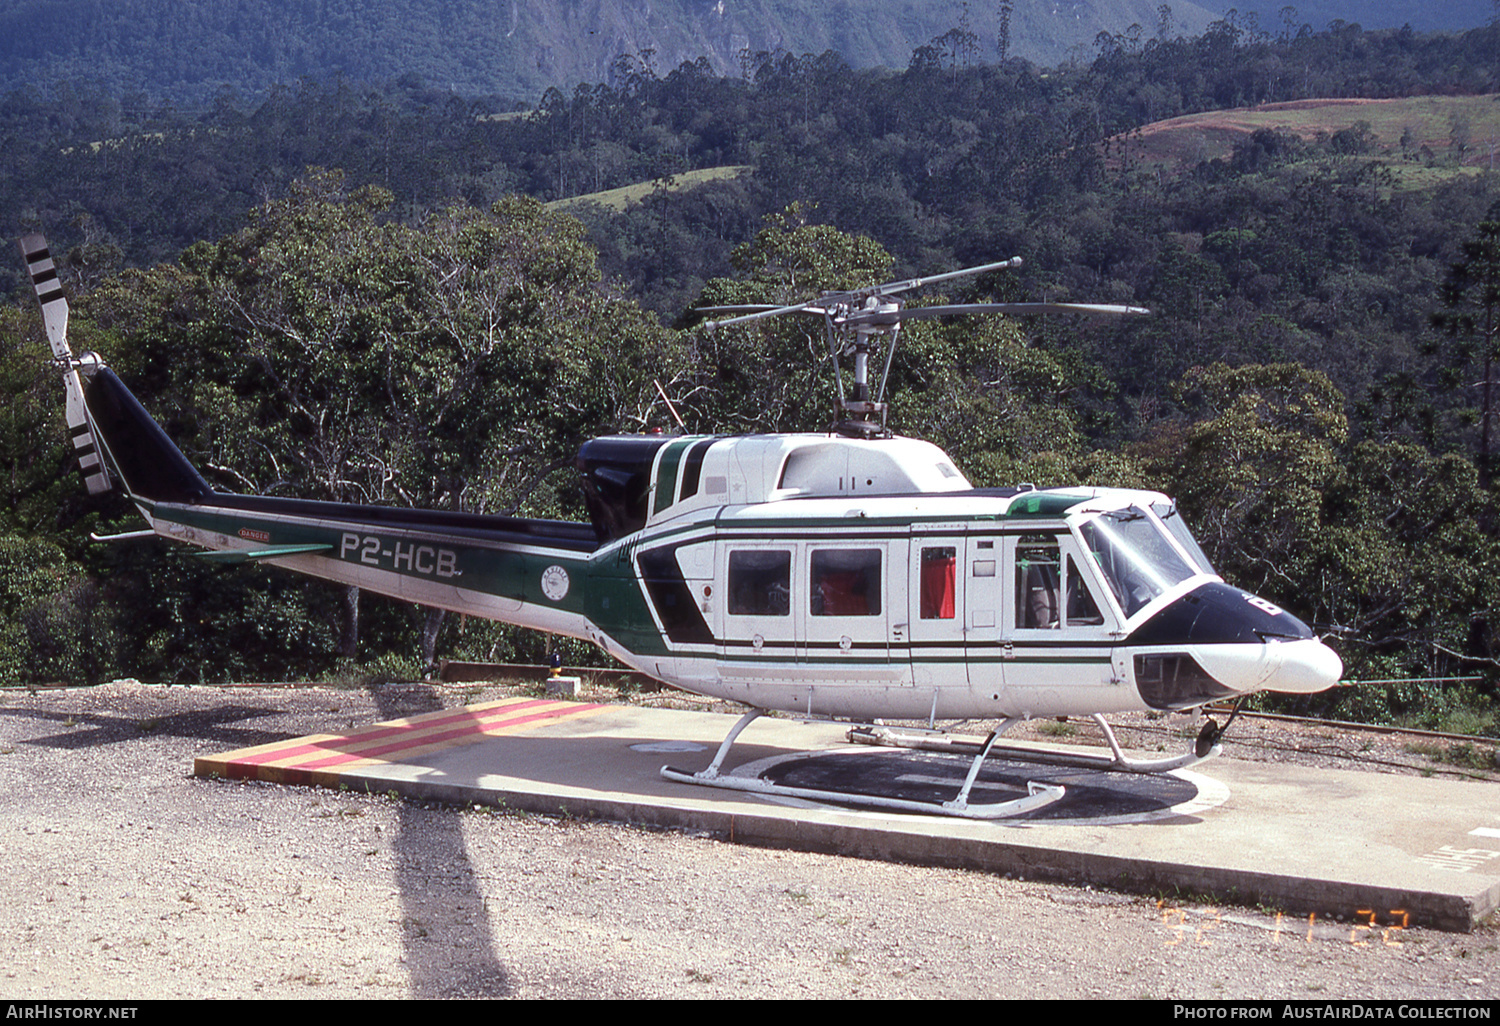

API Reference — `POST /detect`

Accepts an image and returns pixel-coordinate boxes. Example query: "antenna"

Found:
[653,379,685,431]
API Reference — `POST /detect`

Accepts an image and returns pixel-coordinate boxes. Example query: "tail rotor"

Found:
[18,234,112,496]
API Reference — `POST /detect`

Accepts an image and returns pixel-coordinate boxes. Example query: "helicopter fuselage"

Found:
[114,398,1341,719]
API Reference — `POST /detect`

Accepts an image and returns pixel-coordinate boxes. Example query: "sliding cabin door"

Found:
[716,545,799,687]
[908,530,969,692]
[713,537,906,714]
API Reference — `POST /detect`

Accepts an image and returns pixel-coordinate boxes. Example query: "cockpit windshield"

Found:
[1077,506,1201,618]
[1150,500,1215,575]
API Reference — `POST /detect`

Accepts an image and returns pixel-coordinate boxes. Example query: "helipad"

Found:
[195,696,1500,932]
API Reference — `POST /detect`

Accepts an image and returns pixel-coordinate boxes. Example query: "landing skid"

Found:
[849,714,1222,775]
[659,710,1066,820]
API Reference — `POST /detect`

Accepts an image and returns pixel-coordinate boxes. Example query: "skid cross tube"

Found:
[850,714,1221,774]
[659,710,1066,820]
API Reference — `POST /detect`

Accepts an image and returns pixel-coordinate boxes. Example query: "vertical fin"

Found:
[19,233,113,496]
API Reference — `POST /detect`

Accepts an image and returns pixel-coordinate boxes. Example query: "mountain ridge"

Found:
[1,0,1224,104]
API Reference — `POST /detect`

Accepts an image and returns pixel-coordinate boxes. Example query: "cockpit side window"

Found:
[1066,558,1104,625]
[1015,537,1060,628]
[1016,534,1107,629]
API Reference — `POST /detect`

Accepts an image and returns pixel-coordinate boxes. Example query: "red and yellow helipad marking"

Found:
[194,697,608,787]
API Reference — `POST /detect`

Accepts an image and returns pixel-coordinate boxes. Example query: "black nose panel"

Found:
[1125,583,1312,647]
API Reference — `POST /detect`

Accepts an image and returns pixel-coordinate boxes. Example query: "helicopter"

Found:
[19,233,1343,819]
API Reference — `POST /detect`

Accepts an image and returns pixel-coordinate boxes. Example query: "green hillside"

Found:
[3,18,1500,712]
[547,166,752,214]
[1117,95,1500,179]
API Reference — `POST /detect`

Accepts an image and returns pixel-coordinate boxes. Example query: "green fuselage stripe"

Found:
[653,438,698,516]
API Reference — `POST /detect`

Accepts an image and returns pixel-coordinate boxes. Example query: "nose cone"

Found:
[1270,637,1344,694]
[1188,637,1344,700]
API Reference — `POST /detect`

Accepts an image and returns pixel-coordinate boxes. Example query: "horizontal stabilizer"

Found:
[194,544,334,564]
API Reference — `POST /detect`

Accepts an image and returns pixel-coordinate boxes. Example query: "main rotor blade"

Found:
[842,301,1152,326]
[855,256,1023,300]
[699,258,1026,330]
[694,305,783,315]
[700,302,832,330]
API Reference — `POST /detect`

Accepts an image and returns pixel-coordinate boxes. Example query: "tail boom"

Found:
[145,491,610,644]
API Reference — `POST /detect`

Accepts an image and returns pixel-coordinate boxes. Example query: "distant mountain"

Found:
[0,0,1223,105]
[1202,1,1494,34]
[3,2,1489,108]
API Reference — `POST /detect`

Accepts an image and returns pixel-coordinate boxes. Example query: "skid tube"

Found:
[848,713,1222,774]
[658,710,1066,820]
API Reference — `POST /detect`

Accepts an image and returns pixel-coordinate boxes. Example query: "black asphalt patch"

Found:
[757,747,1201,821]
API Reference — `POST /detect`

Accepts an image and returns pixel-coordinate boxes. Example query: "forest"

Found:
[2,14,1500,735]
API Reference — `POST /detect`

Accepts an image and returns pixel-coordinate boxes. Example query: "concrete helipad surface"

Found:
[194,696,1500,932]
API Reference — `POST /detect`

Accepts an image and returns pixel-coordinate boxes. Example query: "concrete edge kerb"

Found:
[374,774,1491,933]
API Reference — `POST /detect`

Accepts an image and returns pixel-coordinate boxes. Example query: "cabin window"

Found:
[1067,559,1104,625]
[1016,539,1061,628]
[810,549,881,616]
[728,550,791,616]
[919,547,956,620]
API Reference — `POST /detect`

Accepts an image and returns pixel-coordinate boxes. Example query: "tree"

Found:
[1142,362,1500,725]
[688,204,893,434]
[1431,203,1500,488]
[1317,440,1500,698]
[0,307,74,538]
[80,171,684,676]
[1147,363,1348,596]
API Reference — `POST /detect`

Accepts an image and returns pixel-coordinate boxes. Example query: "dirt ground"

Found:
[0,679,1496,1000]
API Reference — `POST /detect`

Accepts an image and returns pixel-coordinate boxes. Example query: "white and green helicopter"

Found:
[21,234,1342,819]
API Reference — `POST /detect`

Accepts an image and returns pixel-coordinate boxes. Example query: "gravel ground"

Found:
[0,679,1496,1001]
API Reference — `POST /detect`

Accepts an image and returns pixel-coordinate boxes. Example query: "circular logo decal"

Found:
[541,565,570,602]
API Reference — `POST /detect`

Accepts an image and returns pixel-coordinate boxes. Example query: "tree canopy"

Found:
[3,18,1500,733]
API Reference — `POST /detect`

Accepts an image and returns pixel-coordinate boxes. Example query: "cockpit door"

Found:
[1001,531,1122,716]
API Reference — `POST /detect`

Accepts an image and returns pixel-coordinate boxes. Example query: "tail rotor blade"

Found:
[19,234,72,361]
[63,370,111,495]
